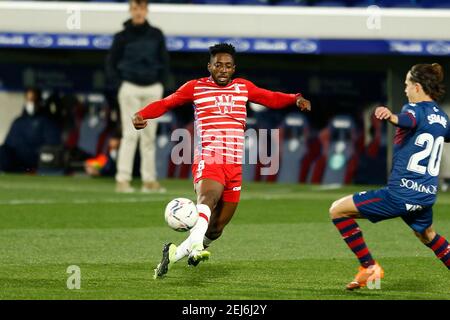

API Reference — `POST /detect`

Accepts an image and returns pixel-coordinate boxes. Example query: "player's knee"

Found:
[414,227,436,244]
[329,201,341,219]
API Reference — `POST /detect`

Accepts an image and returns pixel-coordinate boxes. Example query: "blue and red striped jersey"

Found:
[388,101,450,205]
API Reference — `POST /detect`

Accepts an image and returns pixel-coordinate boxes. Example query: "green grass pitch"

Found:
[0,174,449,300]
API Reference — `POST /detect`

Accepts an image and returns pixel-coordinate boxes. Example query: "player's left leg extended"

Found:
[414,226,450,270]
[172,179,224,266]
[329,194,384,290]
[154,179,223,279]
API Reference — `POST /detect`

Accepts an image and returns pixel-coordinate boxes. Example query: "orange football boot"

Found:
[346,262,385,290]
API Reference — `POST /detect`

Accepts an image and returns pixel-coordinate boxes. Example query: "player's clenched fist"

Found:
[374,106,393,120]
[296,96,311,112]
[132,113,148,130]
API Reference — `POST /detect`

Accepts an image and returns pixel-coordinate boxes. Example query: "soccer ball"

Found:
[164,198,199,232]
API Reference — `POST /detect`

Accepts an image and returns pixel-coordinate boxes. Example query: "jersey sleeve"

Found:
[240,79,300,109]
[137,80,195,119]
[445,127,450,143]
[396,104,419,129]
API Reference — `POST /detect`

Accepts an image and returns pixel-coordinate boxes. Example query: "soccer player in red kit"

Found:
[132,43,311,279]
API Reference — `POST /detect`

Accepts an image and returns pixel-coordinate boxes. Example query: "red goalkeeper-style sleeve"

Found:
[240,78,301,109]
[137,80,196,119]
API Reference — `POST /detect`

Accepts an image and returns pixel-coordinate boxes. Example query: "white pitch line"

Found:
[0,197,169,206]
[1,192,450,205]
[0,183,188,195]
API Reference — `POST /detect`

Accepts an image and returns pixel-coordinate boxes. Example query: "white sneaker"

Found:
[115,181,135,193]
[141,181,166,193]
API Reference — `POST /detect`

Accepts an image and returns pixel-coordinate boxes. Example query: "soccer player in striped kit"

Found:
[133,43,311,278]
[330,63,450,290]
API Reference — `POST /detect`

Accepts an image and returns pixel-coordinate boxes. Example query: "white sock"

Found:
[173,204,212,261]
[174,236,191,262]
[189,204,211,252]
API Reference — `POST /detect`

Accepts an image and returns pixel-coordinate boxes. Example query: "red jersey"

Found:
[138,77,300,165]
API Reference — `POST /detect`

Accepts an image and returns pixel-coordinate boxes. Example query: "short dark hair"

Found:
[129,0,148,5]
[409,63,445,101]
[25,87,42,103]
[209,43,236,61]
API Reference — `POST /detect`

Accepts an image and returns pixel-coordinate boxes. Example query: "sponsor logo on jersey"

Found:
[427,114,447,128]
[400,178,437,195]
[405,203,423,212]
[215,95,235,114]
[232,186,241,191]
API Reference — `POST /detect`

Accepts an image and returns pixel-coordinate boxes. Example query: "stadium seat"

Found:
[167,121,193,180]
[156,112,176,180]
[309,115,360,185]
[77,94,108,158]
[277,113,310,183]
[353,113,388,185]
[242,117,259,182]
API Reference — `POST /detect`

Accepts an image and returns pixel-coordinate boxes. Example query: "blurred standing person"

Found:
[106,0,170,193]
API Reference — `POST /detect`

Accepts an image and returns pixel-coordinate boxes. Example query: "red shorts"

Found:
[191,160,242,203]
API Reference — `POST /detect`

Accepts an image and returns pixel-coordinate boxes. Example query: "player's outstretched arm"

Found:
[374,105,416,128]
[375,106,398,124]
[132,80,196,130]
[243,79,311,112]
